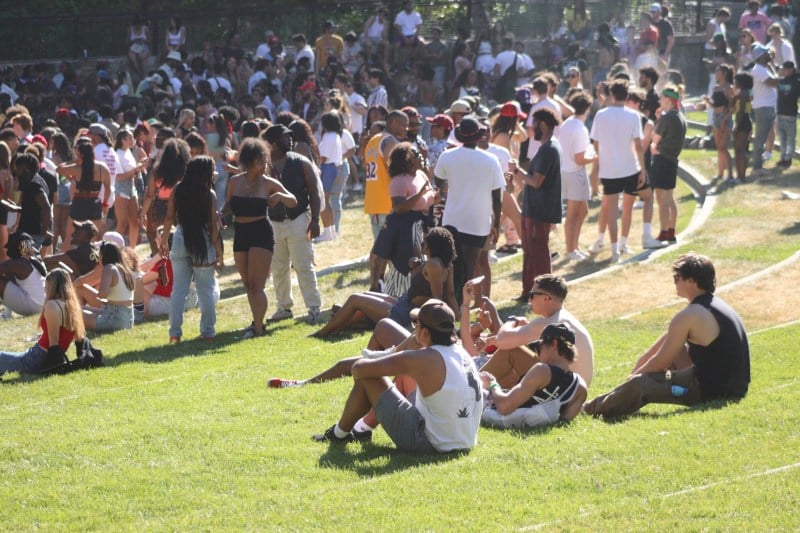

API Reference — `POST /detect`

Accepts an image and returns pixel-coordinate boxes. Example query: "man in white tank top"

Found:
[313,299,483,452]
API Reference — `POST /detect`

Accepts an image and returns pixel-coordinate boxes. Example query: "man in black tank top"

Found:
[263,125,323,324]
[584,253,750,419]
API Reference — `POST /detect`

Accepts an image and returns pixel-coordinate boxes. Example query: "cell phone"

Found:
[468,275,485,286]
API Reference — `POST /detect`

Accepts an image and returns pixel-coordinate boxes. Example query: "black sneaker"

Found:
[312,425,354,443]
[352,428,373,441]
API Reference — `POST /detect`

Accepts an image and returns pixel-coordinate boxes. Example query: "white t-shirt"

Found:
[318,131,343,166]
[341,129,356,156]
[475,53,496,74]
[248,71,266,94]
[485,144,511,176]
[435,146,504,236]
[394,10,422,37]
[751,63,779,108]
[589,105,642,179]
[494,50,517,74]
[517,53,535,87]
[526,98,562,160]
[295,45,315,72]
[255,43,270,59]
[348,91,367,134]
[94,143,118,206]
[208,76,233,95]
[557,116,591,173]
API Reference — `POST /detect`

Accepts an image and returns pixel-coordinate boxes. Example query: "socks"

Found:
[333,424,350,439]
[619,236,627,248]
[353,417,375,433]
[596,233,605,243]
[643,223,652,238]
[611,242,619,254]
[134,303,145,312]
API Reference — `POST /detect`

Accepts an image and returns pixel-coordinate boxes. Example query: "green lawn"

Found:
[1,153,799,529]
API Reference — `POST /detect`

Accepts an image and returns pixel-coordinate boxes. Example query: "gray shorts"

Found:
[561,168,591,201]
[374,386,438,454]
[95,303,134,331]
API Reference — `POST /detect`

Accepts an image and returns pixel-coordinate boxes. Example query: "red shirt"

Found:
[37,313,76,351]
[151,258,173,297]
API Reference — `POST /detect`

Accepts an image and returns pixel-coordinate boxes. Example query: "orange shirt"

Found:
[363,133,393,215]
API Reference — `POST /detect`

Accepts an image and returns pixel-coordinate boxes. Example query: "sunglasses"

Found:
[529,290,548,299]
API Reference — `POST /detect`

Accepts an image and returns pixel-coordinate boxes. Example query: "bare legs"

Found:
[114,196,140,247]
[655,188,677,236]
[564,199,588,254]
[479,346,539,389]
[312,291,396,337]
[234,247,272,335]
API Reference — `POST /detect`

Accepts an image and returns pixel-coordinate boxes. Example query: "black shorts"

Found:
[372,211,426,275]
[601,173,640,196]
[0,204,7,226]
[233,218,275,252]
[445,225,487,249]
[650,155,678,190]
[70,197,102,221]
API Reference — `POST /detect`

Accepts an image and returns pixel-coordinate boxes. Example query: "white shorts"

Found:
[561,168,591,202]
[2,281,43,316]
[481,401,561,430]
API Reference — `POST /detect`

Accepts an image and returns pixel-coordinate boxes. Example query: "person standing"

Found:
[12,153,51,250]
[315,20,344,76]
[557,91,595,261]
[161,156,223,344]
[775,61,800,168]
[363,110,407,239]
[263,124,323,325]
[650,85,687,244]
[514,109,562,295]
[366,69,389,109]
[588,80,645,263]
[750,44,779,176]
[738,0,772,44]
[434,116,503,303]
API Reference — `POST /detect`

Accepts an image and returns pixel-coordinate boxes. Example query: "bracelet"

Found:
[102,202,110,208]
[488,382,500,391]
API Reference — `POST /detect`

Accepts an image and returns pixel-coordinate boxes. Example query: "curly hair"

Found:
[388,142,416,177]
[425,226,456,267]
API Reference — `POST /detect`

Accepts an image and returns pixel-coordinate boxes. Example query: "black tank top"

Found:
[520,364,580,408]
[229,196,268,218]
[406,266,433,301]
[688,293,750,401]
[269,152,310,221]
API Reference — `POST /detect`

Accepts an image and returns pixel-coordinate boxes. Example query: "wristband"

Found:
[102,202,110,208]
[488,382,500,391]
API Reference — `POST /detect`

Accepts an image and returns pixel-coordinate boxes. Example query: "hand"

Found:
[638,170,646,188]
[489,227,499,248]
[215,256,224,270]
[462,282,475,306]
[478,371,495,389]
[479,296,497,317]
[307,218,321,240]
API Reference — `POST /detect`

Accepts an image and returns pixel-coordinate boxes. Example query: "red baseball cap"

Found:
[425,113,454,130]
[500,101,527,120]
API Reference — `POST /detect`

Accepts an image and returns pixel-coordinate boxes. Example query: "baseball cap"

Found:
[88,123,110,137]
[298,80,318,92]
[528,323,576,353]
[410,299,456,334]
[446,99,472,114]
[649,2,661,12]
[516,87,532,106]
[323,20,336,29]
[782,60,795,69]
[263,124,292,143]
[101,231,125,249]
[500,101,527,120]
[753,43,771,60]
[72,219,99,237]
[425,113,454,130]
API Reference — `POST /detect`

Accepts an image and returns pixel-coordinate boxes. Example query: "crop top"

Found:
[37,303,76,351]
[106,264,134,302]
[154,178,174,200]
[230,195,268,218]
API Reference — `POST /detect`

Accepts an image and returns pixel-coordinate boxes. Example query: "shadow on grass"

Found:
[592,397,743,424]
[316,441,469,476]
[779,221,800,236]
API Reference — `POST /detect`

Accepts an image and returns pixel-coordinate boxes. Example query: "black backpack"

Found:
[495,54,518,102]
[39,338,104,375]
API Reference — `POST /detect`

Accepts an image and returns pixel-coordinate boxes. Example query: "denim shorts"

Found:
[320,163,337,193]
[115,179,137,200]
[95,303,134,331]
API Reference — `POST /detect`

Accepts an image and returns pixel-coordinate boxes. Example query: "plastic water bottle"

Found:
[671,385,689,397]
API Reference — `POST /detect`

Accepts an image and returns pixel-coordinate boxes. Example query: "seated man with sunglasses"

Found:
[487,274,594,388]
[312,299,483,453]
[583,253,750,419]
[481,323,587,429]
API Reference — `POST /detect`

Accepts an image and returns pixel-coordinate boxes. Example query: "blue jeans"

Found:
[752,106,775,170]
[0,344,47,375]
[214,161,228,212]
[331,161,349,232]
[777,114,796,161]
[169,226,217,339]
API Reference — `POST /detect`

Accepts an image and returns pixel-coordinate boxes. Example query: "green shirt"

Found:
[654,109,687,162]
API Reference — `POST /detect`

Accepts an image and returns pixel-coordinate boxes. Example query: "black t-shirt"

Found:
[37,169,57,206]
[643,88,660,122]
[523,139,562,224]
[18,175,50,236]
[689,294,751,401]
[656,18,673,55]
[777,73,800,116]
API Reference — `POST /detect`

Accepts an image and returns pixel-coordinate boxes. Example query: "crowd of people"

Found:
[0,0,785,452]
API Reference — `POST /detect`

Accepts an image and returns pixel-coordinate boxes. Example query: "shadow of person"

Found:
[316,440,469,477]
[591,396,745,424]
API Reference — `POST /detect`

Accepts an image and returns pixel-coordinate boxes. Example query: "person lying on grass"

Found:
[480,323,587,429]
[312,226,457,337]
[312,299,483,453]
[583,252,750,418]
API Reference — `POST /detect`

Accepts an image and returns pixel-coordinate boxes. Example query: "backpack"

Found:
[495,54,518,102]
[39,338,104,375]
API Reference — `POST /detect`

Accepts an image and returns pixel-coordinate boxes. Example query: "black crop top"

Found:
[230,196,268,218]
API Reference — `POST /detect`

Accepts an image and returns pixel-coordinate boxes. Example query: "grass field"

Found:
[1,147,799,530]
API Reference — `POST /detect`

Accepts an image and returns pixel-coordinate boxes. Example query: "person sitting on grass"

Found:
[583,252,750,419]
[490,273,594,387]
[312,226,457,337]
[0,232,47,317]
[43,220,99,278]
[312,298,483,454]
[0,268,85,376]
[480,323,587,429]
[76,241,135,331]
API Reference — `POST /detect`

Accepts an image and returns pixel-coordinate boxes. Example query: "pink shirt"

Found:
[389,171,435,212]
[739,12,772,43]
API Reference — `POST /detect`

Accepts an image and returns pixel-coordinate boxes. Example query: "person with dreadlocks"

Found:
[0,231,47,317]
[161,156,224,344]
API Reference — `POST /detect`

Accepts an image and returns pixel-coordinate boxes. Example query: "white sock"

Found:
[643,223,652,238]
[619,236,627,248]
[333,424,350,438]
[353,417,375,432]
[611,242,619,254]
[596,234,605,243]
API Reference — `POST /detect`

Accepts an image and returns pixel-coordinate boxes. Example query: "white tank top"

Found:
[130,26,147,42]
[17,265,45,308]
[106,264,134,302]
[167,29,182,47]
[367,20,384,40]
[414,344,483,451]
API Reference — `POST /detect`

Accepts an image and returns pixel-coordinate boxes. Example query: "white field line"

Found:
[522,461,800,531]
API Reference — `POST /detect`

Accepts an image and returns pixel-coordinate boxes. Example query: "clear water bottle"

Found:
[671,385,688,397]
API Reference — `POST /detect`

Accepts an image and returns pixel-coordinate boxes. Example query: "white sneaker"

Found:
[588,239,605,254]
[489,251,498,264]
[313,229,335,243]
[633,200,644,209]
[762,150,773,161]
[619,243,631,255]
[610,252,621,264]
[1,307,12,320]
[642,235,667,249]
[269,308,293,321]
[567,250,588,262]
[352,182,363,191]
